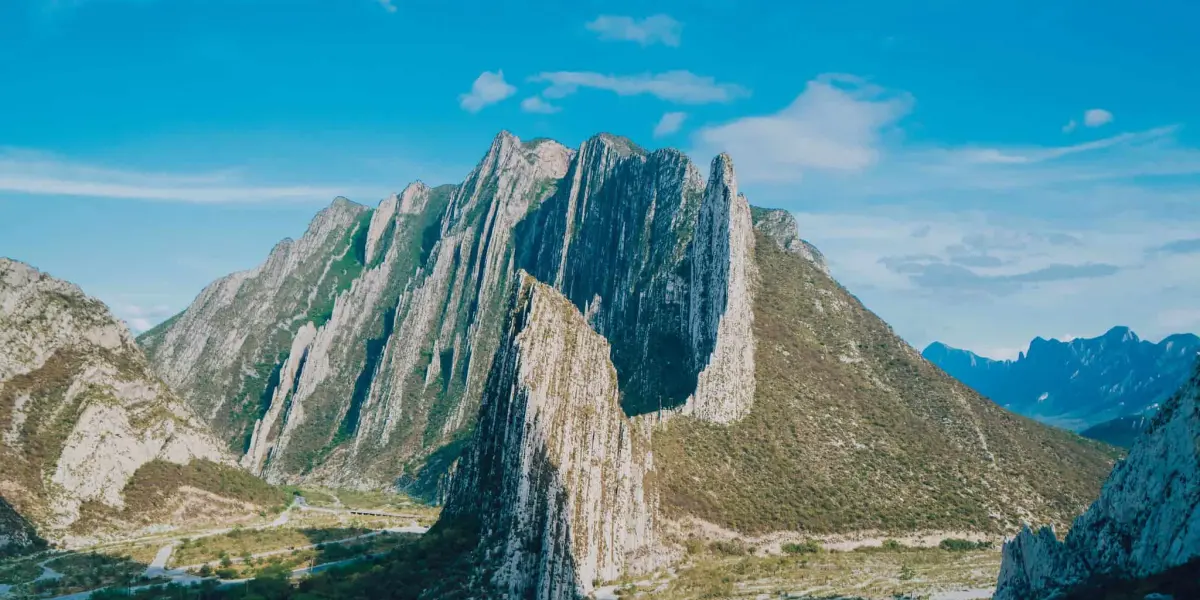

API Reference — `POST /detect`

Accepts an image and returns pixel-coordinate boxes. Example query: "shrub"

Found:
[781,540,822,555]
[708,540,748,556]
[939,538,994,552]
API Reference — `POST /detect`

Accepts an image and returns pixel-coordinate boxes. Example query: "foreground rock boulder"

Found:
[995,356,1200,599]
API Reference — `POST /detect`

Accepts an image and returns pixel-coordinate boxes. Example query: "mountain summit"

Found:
[140,131,1118,596]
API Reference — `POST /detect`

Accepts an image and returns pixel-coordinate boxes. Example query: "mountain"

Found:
[923,328,1200,438]
[0,258,265,552]
[1079,415,1151,449]
[142,132,1118,596]
[994,356,1200,600]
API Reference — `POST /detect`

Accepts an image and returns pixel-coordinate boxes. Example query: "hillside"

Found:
[0,258,270,550]
[924,328,1199,439]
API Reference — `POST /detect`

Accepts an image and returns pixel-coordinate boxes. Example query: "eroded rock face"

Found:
[141,131,760,491]
[443,274,659,600]
[0,259,225,543]
[995,356,1200,600]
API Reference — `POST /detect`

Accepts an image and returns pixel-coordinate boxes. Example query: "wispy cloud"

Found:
[530,70,748,104]
[0,148,355,203]
[1149,238,1200,255]
[653,112,687,137]
[520,96,561,114]
[459,70,516,113]
[585,14,682,47]
[690,74,911,181]
[790,209,1200,353]
[376,0,397,13]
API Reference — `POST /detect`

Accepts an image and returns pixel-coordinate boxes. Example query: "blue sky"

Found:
[2,0,1199,357]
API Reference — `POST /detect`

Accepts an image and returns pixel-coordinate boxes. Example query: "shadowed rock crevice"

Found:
[514,137,745,418]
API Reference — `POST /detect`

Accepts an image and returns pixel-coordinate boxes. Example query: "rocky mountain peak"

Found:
[140,132,1118,582]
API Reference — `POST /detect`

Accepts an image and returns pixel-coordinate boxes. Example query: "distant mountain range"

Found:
[924,327,1200,446]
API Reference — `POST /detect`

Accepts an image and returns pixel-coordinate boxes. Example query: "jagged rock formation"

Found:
[925,328,1200,437]
[443,274,659,600]
[0,258,227,547]
[995,356,1200,600]
[141,131,1120,596]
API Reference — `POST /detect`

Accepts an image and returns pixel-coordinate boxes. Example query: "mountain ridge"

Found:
[923,327,1200,440]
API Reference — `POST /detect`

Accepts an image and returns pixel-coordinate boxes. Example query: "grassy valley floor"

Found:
[607,542,1001,600]
[0,488,438,600]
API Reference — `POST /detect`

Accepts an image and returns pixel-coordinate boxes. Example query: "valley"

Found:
[0,489,435,600]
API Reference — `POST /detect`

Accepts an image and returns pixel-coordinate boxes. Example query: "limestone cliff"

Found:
[443,274,659,599]
[142,130,1117,548]
[994,356,1200,600]
[0,258,227,547]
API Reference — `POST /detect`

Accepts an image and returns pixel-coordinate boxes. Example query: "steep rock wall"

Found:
[444,273,658,600]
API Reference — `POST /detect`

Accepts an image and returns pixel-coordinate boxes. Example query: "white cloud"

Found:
[1062,119,1077,133]
[377,0,397,13]
[653,112,687,137]
[520,96,561,114]
[112,302,176,333]
[531,70,748,104]
[459,70,516,113]
[950,126,1178,166]
[1084,108,1114,127]
[690,74,911,181]
[0,148,357,203]
[585,14,682,47]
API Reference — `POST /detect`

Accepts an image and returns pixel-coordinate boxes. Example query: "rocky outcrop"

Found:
[750,206,828,275]
[0,258,226,541]
[994,356,1200,600]
[444,274,659,599]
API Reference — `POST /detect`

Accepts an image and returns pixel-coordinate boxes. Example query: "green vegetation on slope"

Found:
[73,459,289,532]
[651,230,1117,535]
